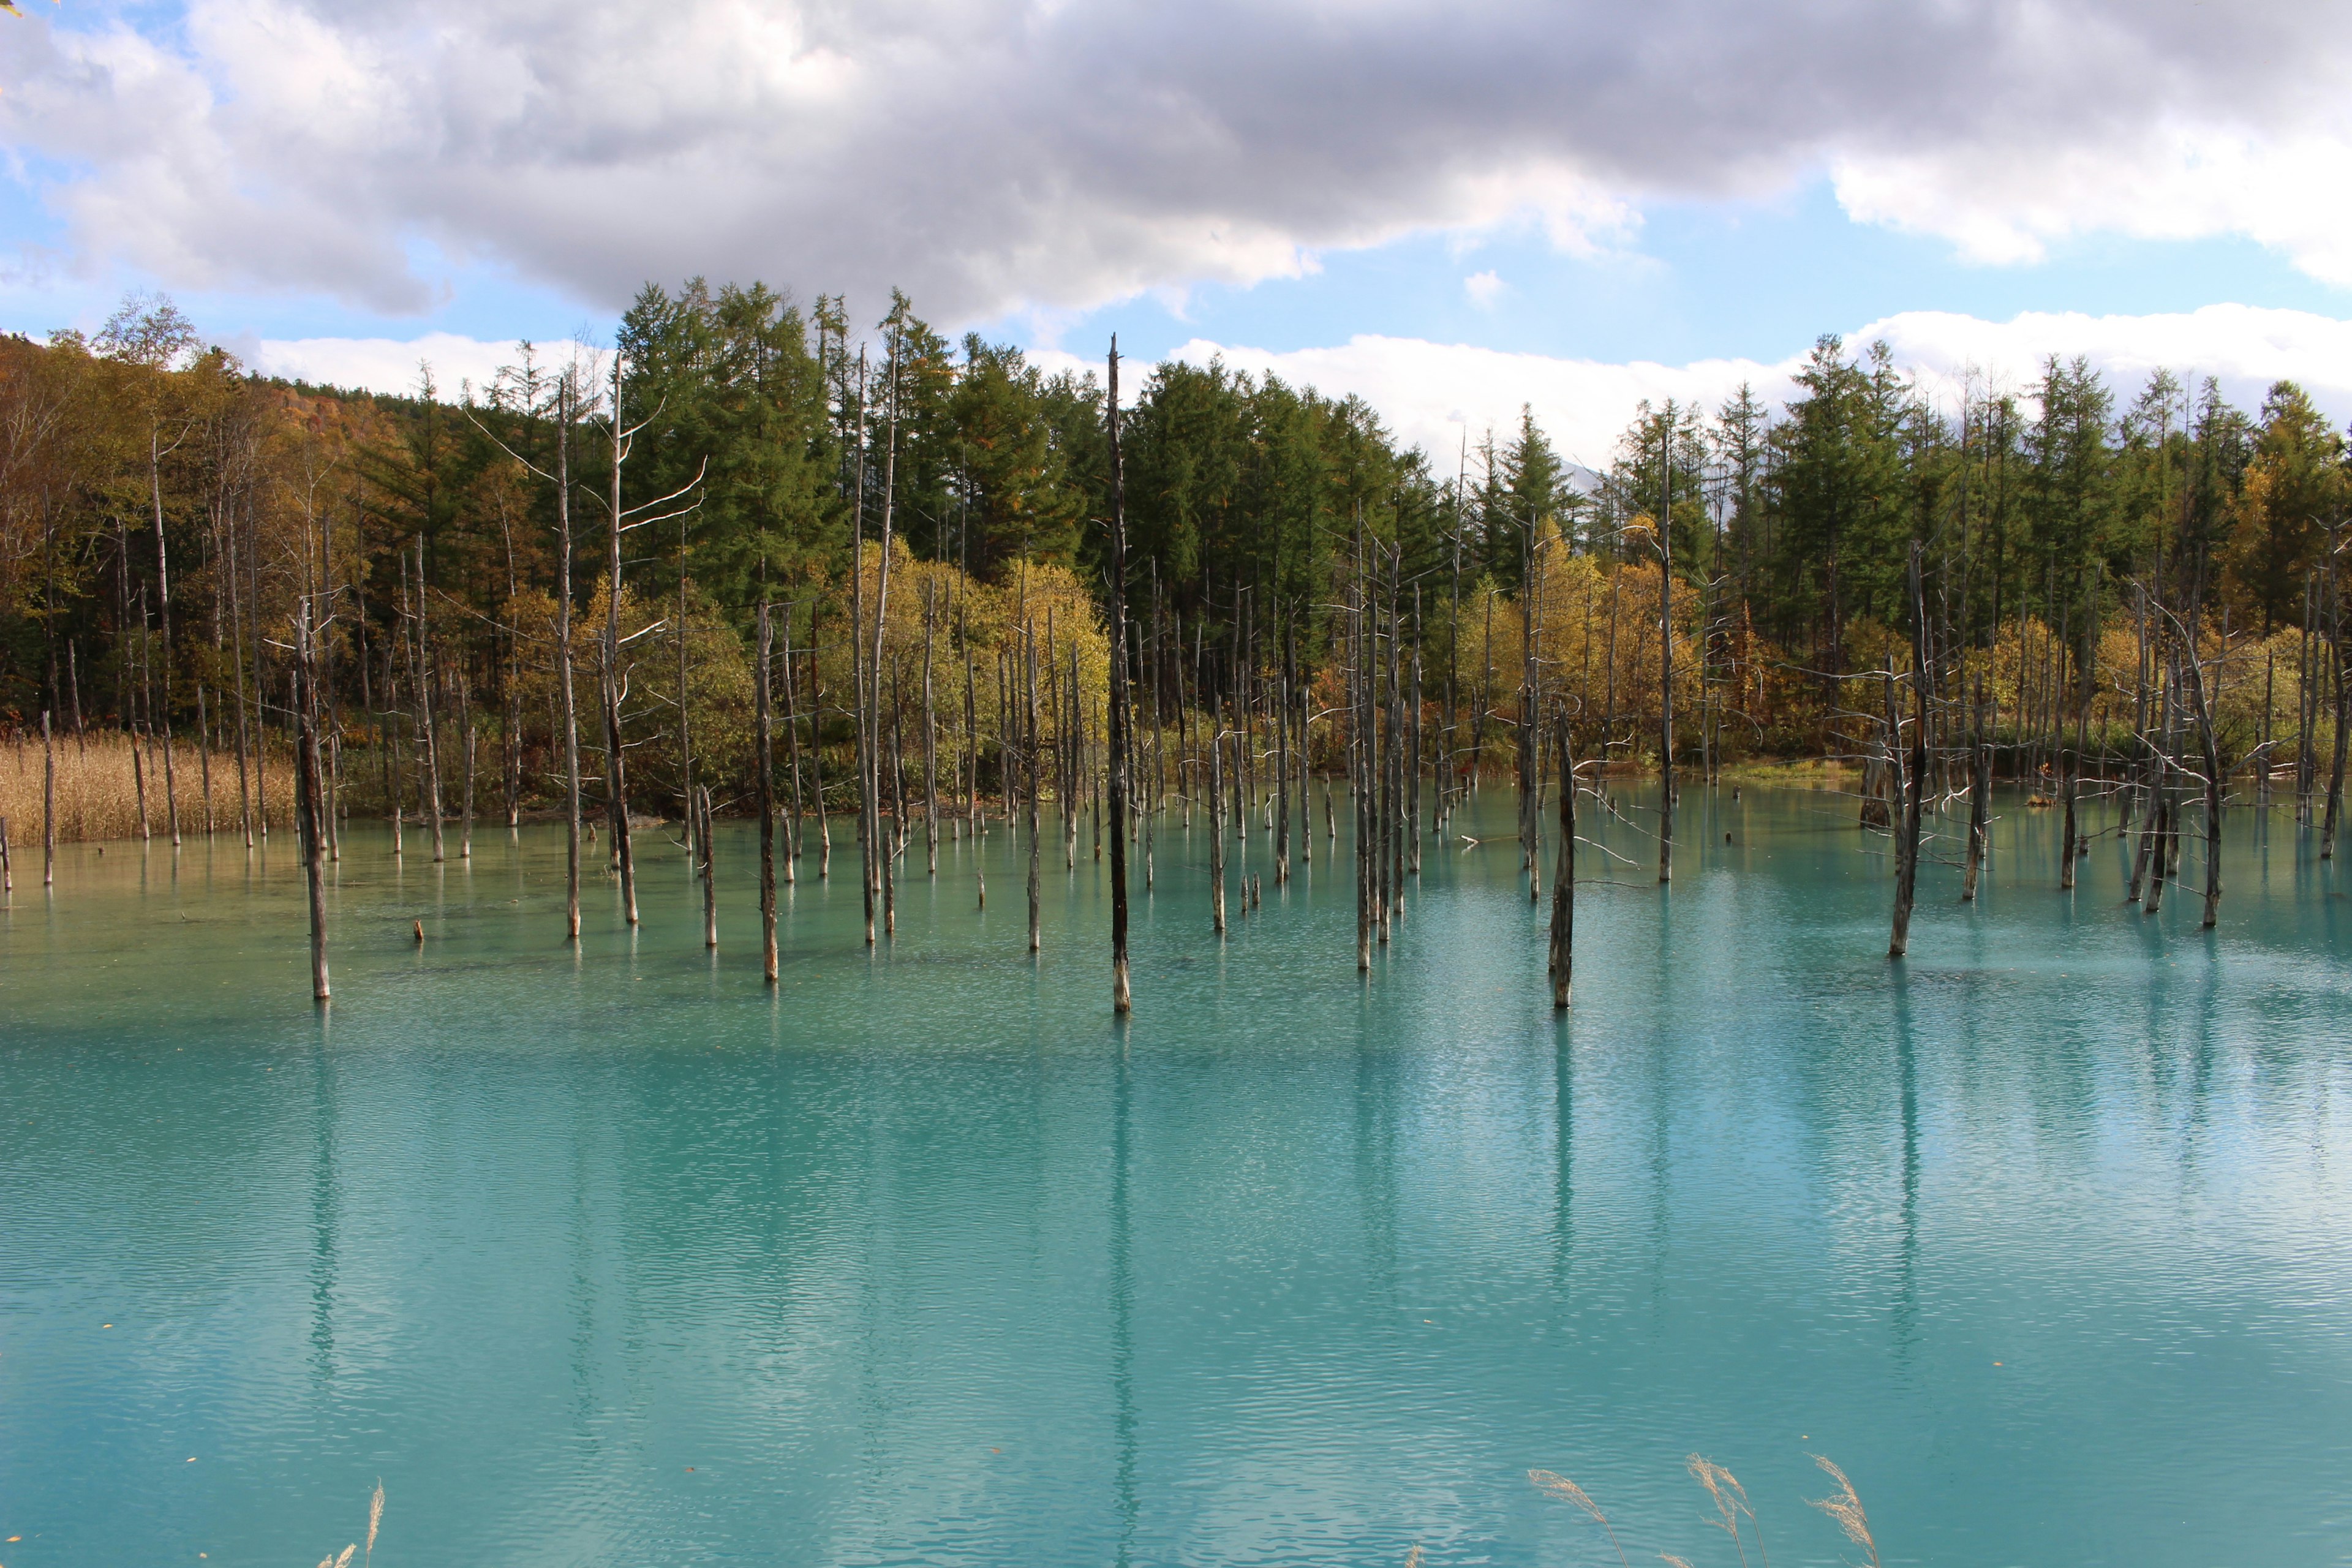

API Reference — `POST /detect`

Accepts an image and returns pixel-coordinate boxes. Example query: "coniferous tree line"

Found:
[1,288,2345,876]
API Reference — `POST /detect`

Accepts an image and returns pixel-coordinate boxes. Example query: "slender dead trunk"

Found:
[1962,681,1989,900]
[2174,624,2226,927]
[1889,548,1928,959]
[1657,412,1675,885]
[461,693,477,862]
[150,432,181,849]
[700,785,718,949]
[780,611,802,882]
[923,582,940,877]
[1025,620,1042,952]
[1550,710,1575,1008]
[198,685,214,834]
[602,630,638,922]
[415,540,447,863]
[2324,582,2348,857]
[295,601,330,1002]
[42,709,54,886]
[604,355,638,924]
[1107,340,1133,1010]
[1209,718,1227,934]
[556,376,582,941]
[757,603,780,981]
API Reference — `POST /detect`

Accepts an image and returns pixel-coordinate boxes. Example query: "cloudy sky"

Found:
[4,0,2350,461]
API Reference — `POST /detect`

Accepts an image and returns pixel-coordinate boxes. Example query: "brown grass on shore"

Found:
[0,728,293,846]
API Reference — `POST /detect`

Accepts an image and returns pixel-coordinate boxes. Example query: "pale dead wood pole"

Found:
[1025,620,1042,952]
[756,601,779,982]
[198,685,213,834]
[1889,545,1929,959]
[1274,610,1292,884]
[459,676,477,861]
[1961,678,1989,900]
[1550,709,1575,1009]
[780,609,802,881]
[1657,402,1676,885]
[876,357,902,941]
[922,581,939,876]
[699,785,718,949]
[2058,620,2078,891]
[1209,712,1227,934]
[1352,529,1371,971]
[2324,554,2347,857]
[2157,600,2226,927]
[294,600,330,1003]
[149,423,184,849]
[556,372,584,938]
[414,537,447,863]
[552,369,588,936]
[42,709,55,886]
[678,511,696,860]
[602,353,638,925]
[850,350,876,944]
[1106,339,1134,1012]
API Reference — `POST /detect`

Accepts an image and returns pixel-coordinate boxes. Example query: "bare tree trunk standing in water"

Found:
[1657,402,1675,885]
[2059,625,2078,892]
[414,538,447,863]
[872,337,900,940]
[603,353,639,925]
[699,785,718,949]
[457,673,475,861]
[149,428,183,848]
[923,581,940,878]
[544,372,584,939]
[1106,339,1134,1012]
[1890,547,1929,958]
[756,602,779,983]
[1962,679,1989,900]
[295,601,330,1002]
[42,709,55,886]
[1550,710,1575,1008]
[1209,710,1227,934]
[1025,620,1042,952]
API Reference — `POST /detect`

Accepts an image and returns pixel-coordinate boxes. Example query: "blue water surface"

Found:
[2,785,2348,1566]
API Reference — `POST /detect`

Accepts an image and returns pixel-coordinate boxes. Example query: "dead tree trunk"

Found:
[1550,710,1575,1009]
[1026,620,1042,952]
[699,785,718,949]
[1106,340,1133,1011]
[42,709,55,887]
[756,601,779,982]
[1889,548,1929,959]
[295,601,330,1002]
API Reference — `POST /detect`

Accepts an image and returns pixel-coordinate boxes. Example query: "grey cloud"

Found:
[1,0,2342,319]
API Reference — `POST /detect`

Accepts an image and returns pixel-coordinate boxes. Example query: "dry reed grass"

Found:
[1807,1454,1878,1568]
[316,1479,383,1568]
[1517,1452,1872,1568]
[0,728,292,845]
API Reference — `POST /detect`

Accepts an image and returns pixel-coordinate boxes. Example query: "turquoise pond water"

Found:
[2,785,2349,1566]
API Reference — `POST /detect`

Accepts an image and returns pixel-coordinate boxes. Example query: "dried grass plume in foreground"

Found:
[1519,1452,1879,1568]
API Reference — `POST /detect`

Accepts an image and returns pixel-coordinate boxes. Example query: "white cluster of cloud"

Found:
[3,1,2350,317]
[1173,305,2352,464]
[271,306,2352,469]
[243,333,590,400]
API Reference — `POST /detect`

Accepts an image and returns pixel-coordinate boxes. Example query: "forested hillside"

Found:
[0,284,2343,842]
